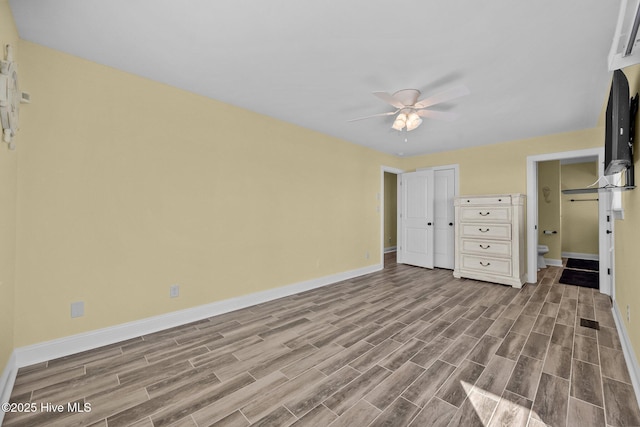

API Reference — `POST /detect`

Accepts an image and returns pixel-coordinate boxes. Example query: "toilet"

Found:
[537,245,549,269]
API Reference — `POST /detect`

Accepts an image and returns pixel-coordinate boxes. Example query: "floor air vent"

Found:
[580,318,600,330]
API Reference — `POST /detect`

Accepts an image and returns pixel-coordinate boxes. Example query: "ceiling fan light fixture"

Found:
[405,112,422,131]
[392,113,407,131]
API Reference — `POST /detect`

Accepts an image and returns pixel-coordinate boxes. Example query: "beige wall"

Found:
[615,63,640,363]
[561,162,599,255]
[538,161,561,260]
[0,0,19,378]
[3,7,640,386]
[384,172,397,249]
[402,127,603,195]
[14,41,401,346]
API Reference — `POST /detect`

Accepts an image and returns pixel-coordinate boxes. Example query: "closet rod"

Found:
[569,198,598,202]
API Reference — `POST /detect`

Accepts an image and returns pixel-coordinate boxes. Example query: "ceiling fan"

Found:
[350,85,470,131]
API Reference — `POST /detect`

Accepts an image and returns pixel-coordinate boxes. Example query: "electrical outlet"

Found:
[170,284,180,298]
[71,301,84,318]
[365,251,370,260]
[627,305,631,322]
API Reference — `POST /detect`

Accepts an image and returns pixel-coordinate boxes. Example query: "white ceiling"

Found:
[9,0,621,157]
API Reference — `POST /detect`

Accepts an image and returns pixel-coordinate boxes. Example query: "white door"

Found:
[434,168,456,269]
[397,170,435,268]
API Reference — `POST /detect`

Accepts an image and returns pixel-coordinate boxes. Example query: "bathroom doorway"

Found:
[526,148,613,295]
[537,158,600,268]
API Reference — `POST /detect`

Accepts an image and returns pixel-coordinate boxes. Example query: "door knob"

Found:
[449,222,453,226]
[606,230,612,234]
[428,222,432,226]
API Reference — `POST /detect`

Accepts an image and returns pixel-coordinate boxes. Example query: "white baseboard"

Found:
[13,263,382,369]
[543,258,563,267]
[0,351,17,425]
[384,246,397,254]
[612,301,640,409]
[561,252,599,261]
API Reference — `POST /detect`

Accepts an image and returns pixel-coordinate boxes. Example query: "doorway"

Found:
[526,148,612,295]
[383,172,398,254]
[381,166,404,266]
[537,159,600,267]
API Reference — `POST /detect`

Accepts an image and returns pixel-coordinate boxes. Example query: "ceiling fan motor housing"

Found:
[392,89,421,107]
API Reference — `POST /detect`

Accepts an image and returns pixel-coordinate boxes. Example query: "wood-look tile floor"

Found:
[4,254,640,427]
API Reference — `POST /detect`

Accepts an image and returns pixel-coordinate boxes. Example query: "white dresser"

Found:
[453,194,526,288]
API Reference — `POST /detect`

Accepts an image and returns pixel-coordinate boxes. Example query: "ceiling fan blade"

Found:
[416,109,459,122]
[347,110,398,122]
[414,85,470,109]
[373,92,406,109]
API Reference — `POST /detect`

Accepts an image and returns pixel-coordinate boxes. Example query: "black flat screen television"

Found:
[605,69,632,175]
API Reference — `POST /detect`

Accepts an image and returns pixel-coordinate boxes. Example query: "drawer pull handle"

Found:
[479,244,491,249]
[479,228,490,233]
[479,212,490,216]
[480,262,491,267]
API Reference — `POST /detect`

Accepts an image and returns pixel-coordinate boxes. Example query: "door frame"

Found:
[525,147,611,295]
[380,166,404,263]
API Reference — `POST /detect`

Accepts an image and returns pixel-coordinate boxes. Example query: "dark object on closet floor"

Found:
[559,269,599,289]
[565,258,599,272]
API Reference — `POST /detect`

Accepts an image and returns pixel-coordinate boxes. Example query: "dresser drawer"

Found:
[459,223,511,240]
[460,207,511,222]
[461,255,512,276]
[460,239,511,257]
[459,196,511,205]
